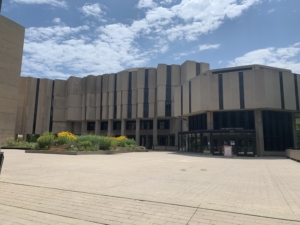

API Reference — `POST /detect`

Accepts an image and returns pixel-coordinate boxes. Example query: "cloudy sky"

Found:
[2,0,300,79]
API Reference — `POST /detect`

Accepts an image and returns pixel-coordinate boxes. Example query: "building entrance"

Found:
[212,136,256,156]
[179,130,256,157]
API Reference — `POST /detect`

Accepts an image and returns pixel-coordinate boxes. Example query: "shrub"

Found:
[78,140,93,149]
[56,136,69,145]
[37,132,55,149]
[86,146,98,151]
[58,131,77,141]
[6,137,36,149]
[77,135,102,146]
[28,134,39,143]
[98,137,112,150]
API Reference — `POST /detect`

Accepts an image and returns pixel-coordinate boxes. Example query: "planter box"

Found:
[286,149,300,162]
[25,149,148,155]
[1,146,32,150]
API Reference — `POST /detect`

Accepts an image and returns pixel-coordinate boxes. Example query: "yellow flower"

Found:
[58,131,77,141]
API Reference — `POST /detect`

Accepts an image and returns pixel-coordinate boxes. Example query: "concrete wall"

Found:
[0,15,24,144]
[286,149,300,161]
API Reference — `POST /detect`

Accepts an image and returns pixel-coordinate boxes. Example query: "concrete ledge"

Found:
[286,149,300,161]
[25,150,148,155]
[153,146,177,151]
[1,146,32,150]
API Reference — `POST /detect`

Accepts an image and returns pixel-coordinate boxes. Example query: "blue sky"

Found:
[1,0,300,79]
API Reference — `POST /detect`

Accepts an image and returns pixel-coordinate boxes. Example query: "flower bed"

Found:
[6,132,146,152]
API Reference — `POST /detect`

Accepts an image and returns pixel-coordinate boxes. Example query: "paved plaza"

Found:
[1,150,300,225]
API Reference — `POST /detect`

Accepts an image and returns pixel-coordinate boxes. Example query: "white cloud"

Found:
[21,0,261,79]
[137,0,157,8]
[268,8,275,13]
[199,44,220,51]
[52,18,64,25]
[10,0,67,8]
[228,43,300,73]
[80,3,105,21]
[22,24,151,79]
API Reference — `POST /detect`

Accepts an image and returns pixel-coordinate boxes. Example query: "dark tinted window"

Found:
[141,120,153,130]
[101,122,108,130]
[158,120,170,129]
[213,111,255,130]
[189,113,207,131]
[113,121,121,130]
[263,111,293,151]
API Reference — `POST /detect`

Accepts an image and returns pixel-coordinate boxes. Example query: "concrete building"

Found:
[0,15,25,145]
[14,60,299,156]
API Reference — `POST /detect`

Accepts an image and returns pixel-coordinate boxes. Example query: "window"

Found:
[113,74,117,119]
[218,74,223,110]
[170,135,175,146]
[113,121,121,130]
[213,111,255,130]
[158,120,170,130]
[144,89,149,102]
[126,121,136,130]
[128,104,132,119]
[158,136,168,146]
[101,122,108,130]
[166,66,172,117]
[189,81,191,113]
[196,63,200,76]
[165,101,171,117]
[189,113,207,131]
[143,103,149,118]
[141,120,153,130]
[263,111,293,151]
[144,70,149,118]
[87,122,95,131]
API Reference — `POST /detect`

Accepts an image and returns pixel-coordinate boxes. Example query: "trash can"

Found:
[0,152,4,174]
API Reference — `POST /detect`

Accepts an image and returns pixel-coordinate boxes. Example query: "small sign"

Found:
[230,141,235,146]
[224,146,233,157]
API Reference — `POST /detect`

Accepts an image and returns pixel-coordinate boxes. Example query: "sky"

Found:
[1,0,300,79]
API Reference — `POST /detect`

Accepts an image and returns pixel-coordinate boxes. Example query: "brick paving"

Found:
[1,150,300,224]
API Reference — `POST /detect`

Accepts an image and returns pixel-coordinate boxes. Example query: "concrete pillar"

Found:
[254,110,264,156]
[153,117,157,146]
[95,121,100,135]
[292,113,297,149]
[108,120,113,137]
[135,119,140,146]
[207,111,213,130]
[81,121,87,134]
[121,119,126,136]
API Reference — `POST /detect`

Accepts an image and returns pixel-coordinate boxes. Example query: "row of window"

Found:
[97,120,170,131]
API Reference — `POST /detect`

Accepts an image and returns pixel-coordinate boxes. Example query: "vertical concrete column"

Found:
[135,119,140,146]
[108,120,113,137]
[255,110,264,156]
[121,119,126,136]
[81,121,87,135]
[95,121,100,135]
[207,111,213,130]
[153,117,158,146]
[292,113,297,149]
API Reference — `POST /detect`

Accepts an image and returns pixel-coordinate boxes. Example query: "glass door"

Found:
[245,138,254,156]
[237,138,245,156]
[237,138,255,156]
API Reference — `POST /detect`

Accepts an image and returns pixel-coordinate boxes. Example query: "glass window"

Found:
[126,121,136,130]
[141,120,153,130]
[263,111,294,151]
[113,121,121,130]
[158,120,170,129]
[189,113,207,131]
[87,122,95,131]
[101,122,108,130]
